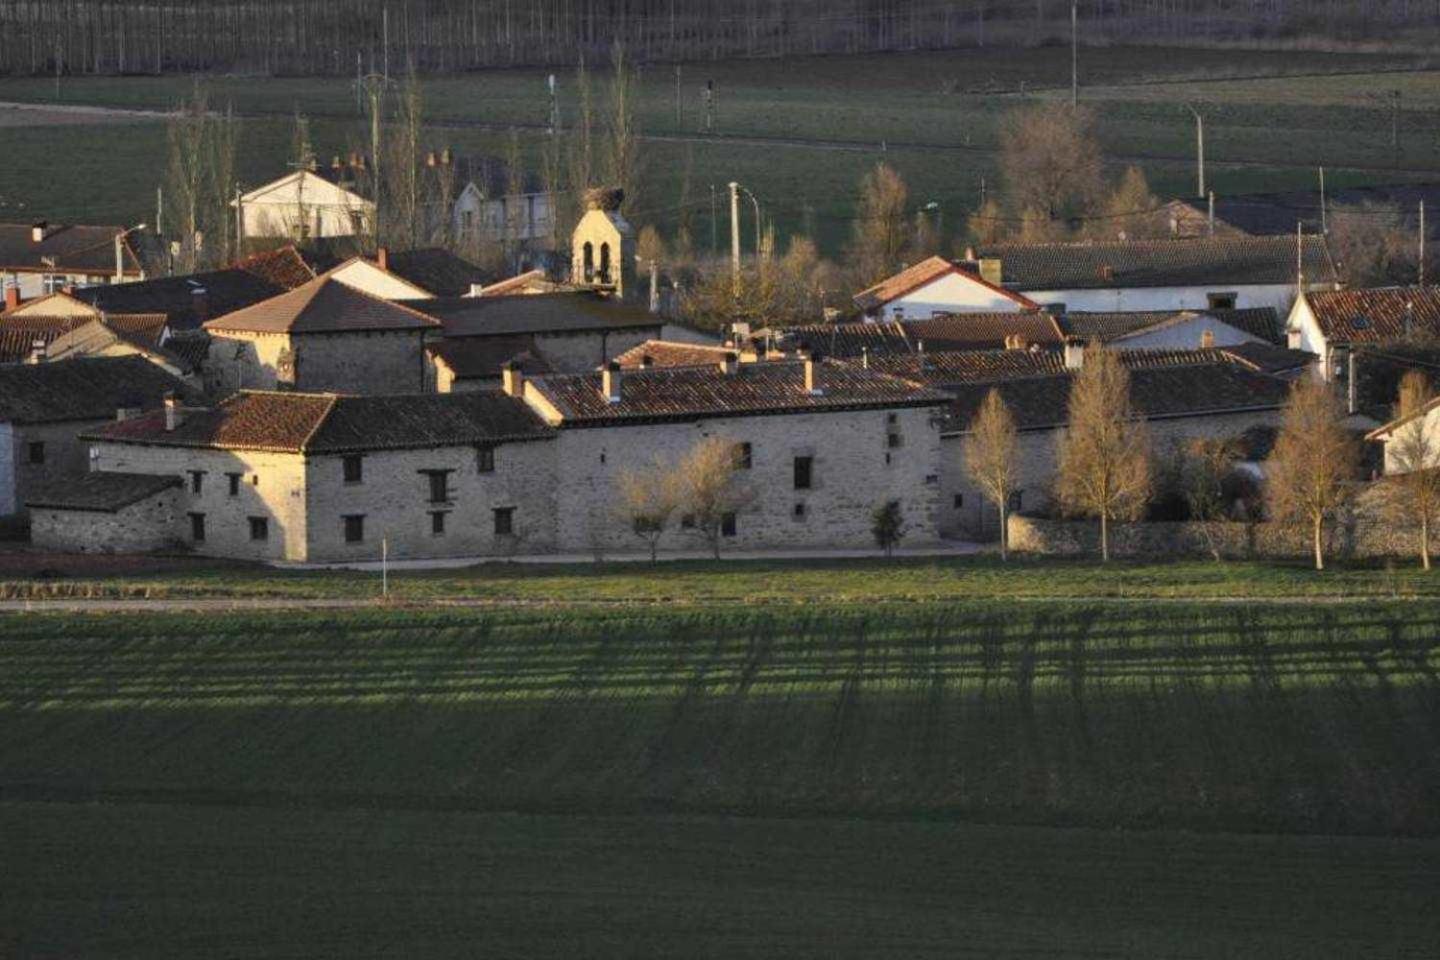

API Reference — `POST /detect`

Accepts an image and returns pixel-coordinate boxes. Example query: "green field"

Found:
[5,801,1437,959]
[1,45,1436,252]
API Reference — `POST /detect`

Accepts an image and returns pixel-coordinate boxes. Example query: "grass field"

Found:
[5,553,1440,602]
[0,45,1435,251]
[5,801,1437,959]
[2,602,1436,834]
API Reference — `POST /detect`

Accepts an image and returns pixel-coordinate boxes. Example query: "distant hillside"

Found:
[0,1,1435,77]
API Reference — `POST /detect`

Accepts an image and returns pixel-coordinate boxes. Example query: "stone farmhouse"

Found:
[0,222,159,300]
[31,354,950,560]
[1287,285,1440,382]
[0,356,197,517]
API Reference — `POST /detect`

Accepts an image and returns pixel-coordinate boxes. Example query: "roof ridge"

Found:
[297,393,341,454]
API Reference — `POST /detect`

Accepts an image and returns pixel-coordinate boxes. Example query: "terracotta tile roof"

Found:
[0,314,88,334]
[1058,307,1282,344]
[163,333,212,371]
[475,269,563,297]
[402,291,662,338]
[612,340,736,369]
[0,222,145,275]
[861,345,1311,386]
[528,359,950,426]
[427,336,552,381]
[26,471,181,513]
[0,356,198,424]
[1214,342,1316,376]
[74,268,287,331]
[970,235,1337,290]
[775,321,912,358]
[1303,286,1440,344]
[90,390,552,453]
[230,245,317,290]
[776,313,1063,359]
[203,275,440,334]
[852,255,1039,311]
[942,361,1292,434]
[0,327,62,364]
[44,317,194,373]
[384,248,493,297]
[99,313,169,348]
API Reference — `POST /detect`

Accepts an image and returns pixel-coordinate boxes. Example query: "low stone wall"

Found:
[1007,513,1415,562]
[31,489,182,555]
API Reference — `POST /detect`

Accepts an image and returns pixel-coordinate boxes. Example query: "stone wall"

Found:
[534,328,658,373]
[207,329,430,394]
[30,486,182,554]
[551,405,944,555]
[7,418,113,517]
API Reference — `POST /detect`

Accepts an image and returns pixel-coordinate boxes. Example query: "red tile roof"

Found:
[1303,286,1440,344]
[612,340,736,369]
[203,275,440,334]
[1058,307,1282,344]
[427,336,552,381]
[852,255,1039,311]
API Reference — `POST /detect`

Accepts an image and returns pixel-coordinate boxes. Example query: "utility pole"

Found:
[710,184,718,256]
[1185,104,1205,199]
[674,65,682,128]
[382,6,390,79]
[729,181,741,301]
[235,187,244,258]
[155,186,164,239]
[356,73,388,249]
[742,186,761,258]
[1392,89,1401,167]
[1070,1,1078,109]
[547,73,558,134]
[1421,200,1428,287]
[1318,166,1327,234]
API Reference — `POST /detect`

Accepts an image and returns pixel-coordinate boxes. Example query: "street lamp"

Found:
[114,223,148,283]
[1184,104,1205,200]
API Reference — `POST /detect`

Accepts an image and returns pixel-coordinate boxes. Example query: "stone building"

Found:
[570,188,637,300]
[202,274,440,395]
[0,356,198,517]
[31,391,557,561]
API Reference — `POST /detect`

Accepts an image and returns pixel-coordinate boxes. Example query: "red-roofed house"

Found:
[853,255,1040,321]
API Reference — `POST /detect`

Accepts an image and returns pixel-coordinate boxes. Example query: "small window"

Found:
[227,472,242,497]
[1207,292,1237,311]
[189,512,206,542]
[953,494,964,509]
[721,512,738,537]
[493,506,515,536]
[248,516,269,541]
[1008,490,1024,511]
[422,469,452,504]
[343,455,363,484]
[477,445,495,474]
[430,511,447,536]
[887,432,902,449]
[26,441,44,465]
[793,456,813,490]
[733,442,752,470]
[885,452,892,465]
[189,470,205,494]
[792,502,806,520]
[886,413,898,425]
[343,514,365,543]
[680,513,696,529]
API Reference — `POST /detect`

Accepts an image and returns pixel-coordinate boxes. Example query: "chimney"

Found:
[376,246,389,271]
[799,350,821,395]
[441,147,453,166]
[30,221,48,244]
[648,259,660,314]
[601,361,622,403]
[861,346,869,370]
[3,285,18,311]
[25,339,46,364]
[1200,328,1215,349]
[190,286,209,323]
[163,392,183,431]
[978,257,1003,286]
[1287,326,1302,350]
[1064,338,1085,371]
[719,351,739,375]
[1347,348,1358,416]
[501,360,525,397]
[425,151,438,167]
[640,354,655,369]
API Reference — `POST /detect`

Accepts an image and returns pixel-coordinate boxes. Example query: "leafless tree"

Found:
[1056,346,1153,562]
[603,40,643,218]
[848,162,910,288]
[1266,378,1360,571]
[675,436,756,559]
[616,457,681,562]
[1180,436,1244,561]
[1090,165,1167,241]
[998,102,1104,230]
[1382,370,1440,570]
[963,388,1020,559]
[164,83,239,273]
[1328,201,1435,287]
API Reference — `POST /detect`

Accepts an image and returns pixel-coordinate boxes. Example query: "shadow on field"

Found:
[0,602,1438,836]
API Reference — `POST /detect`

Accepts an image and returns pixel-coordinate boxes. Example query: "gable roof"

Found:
[402,291,662,338]
[1302,286,1440,344]
[0,222,146,276]
[44,316,191,372]
[942,361,1292,434]
[527,359,950,427]
[1168,183,1440,239]
[383,248,493,297]
[1058,307,1282,344]
[3,290,101,319]
[0,356,198,424]
[969,235,1337,290]
[1365,394,1440,441]
[27,471,182,513]
[91,390,553,453]
[475,269,564,297]
[852,255,1040,311]
[864,344,1313,386]
[203,274,440,334]
[0,326,65,364]
[238,169,370,206]
[777,313,1064,358]
[612,340,738,369]
[427,336,552,381]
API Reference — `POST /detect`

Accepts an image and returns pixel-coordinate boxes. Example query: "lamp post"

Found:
[1185,104,1205,200]
[114,223,149,283]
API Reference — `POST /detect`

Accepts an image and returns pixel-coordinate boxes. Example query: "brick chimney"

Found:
[190,286,209,324]
[25,339,46,364]
[30,221,48,244]
[376,246,389,271]
[799,351,821,396]
[639,354,654,369]
[501,360,525,397]
[1063,338,1085,371]
[977,257,1003,286]
[163,393,183,431]
[601,361,622,403]
[1200,328,1215,349]
[718,351,738,375]
[3,285,19,311]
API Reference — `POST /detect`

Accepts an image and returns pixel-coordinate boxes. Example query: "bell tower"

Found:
[571,187,637,300]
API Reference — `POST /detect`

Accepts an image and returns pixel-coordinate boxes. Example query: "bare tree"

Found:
[871,500,906,558]
[1090,165,1167,241]
[382,65,426,250]
[164,83,240,272]
[1328,201,1434,287]
[998,102,1103,230]
[848,162,910,287]
[1180,436,1244,561]
[675,436,756,559]
[616,457,681,562]
[604,40,642,217]
[964,388,1020,560]
[1382,370,1440,570]
[1266,378,1360,571]
[1056,346,1153,562]
[965,197,1007,247]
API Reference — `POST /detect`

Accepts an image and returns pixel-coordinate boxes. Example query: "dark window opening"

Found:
[343,455,363,484]
[248,516,268,541]
[227,472,242,496]
[599,241,612,284]
[887,432,902,449]
[477,445,495,474]
[493,507,515,536]
[431,511,447,536]
[734,442,752,470]
[189,512,206,542]
[887,412,898,425]
[793,502,806,519]
[582,241,595,282]
[680,513,695,529]
[422,469,453,504]
[721,512,738,537]
[1207,292,1238,311]
[1008,490,1024,511]
[793,456,813,490]
[953,494,964,509]
[189,470,204,494]
[26,441,44,465]
[343,514,365,544]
